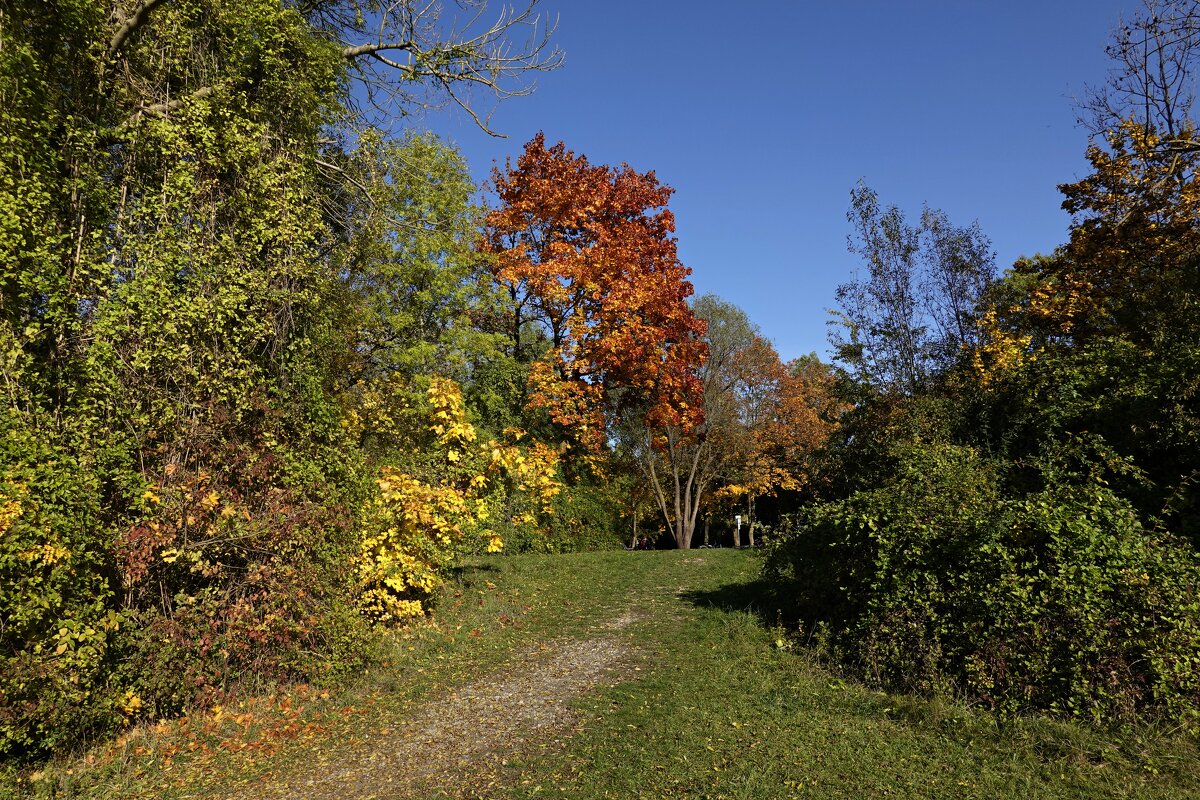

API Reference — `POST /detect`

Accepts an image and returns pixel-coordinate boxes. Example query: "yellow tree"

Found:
[356,378,560,621]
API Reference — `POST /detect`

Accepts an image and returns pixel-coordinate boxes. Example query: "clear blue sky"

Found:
[418,0,1135,362]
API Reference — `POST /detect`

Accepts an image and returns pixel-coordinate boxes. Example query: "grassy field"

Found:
[12,548,1200,799]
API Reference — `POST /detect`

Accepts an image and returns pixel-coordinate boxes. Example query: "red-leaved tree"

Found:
[483,134,707,451]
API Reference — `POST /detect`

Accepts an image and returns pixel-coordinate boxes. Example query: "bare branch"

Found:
[341,40,419,59]
[335,0,563,135]
[440,76,503,136]
[1079,0,1200,138]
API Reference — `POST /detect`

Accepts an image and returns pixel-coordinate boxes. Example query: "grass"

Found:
[9,548,1200,799]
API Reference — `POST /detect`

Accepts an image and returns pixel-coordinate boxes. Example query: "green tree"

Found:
[833,183,994,395]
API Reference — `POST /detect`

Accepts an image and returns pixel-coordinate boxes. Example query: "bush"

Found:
[504,480,627,553]
[0,395,375,760]
[0,412,122,758]
[765,441,1200,726]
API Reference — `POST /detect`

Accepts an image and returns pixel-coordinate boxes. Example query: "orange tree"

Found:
[628,296,836,550]
[713,345,844,546]
[482,134,707,454]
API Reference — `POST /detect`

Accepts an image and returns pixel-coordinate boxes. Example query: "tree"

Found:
[724,336,790,546]
[483,134,707,453]
[1074,1,1200,222]
[331,0,562,134]
[1080,0,1200,145]
[714,347,845,547]
[833,183,995,395]
[0,0,561,756]
[330,129,514,455]
[970,120,1200,547]
[633,296,808,549]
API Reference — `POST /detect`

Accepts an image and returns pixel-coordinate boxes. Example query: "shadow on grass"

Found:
[679,578,785,628]
[684,576,1200,792]
[447,561,501,587]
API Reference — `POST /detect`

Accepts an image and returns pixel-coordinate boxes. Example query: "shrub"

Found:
[765,441,1200,726]
[0,412,122,757]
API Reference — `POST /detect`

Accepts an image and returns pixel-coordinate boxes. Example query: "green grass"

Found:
[11,549,1200,799]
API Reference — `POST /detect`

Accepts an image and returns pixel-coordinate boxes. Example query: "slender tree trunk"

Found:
[510,286,523,360]
[748,496,756,547]
[703,515,710,546]
[641,430,709,550]
[630,506,637,549]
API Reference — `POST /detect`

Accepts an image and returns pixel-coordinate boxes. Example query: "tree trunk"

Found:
[675,508,695,549]
[748,496,756,548]
[510,286,523,360]
[644,432,706,549]
[630,506,638,549]
[703,515,710,547]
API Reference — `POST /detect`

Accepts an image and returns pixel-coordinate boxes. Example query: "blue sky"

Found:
[419,0,1135,362]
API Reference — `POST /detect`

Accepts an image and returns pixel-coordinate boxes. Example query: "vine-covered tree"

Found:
[0,0,560,758]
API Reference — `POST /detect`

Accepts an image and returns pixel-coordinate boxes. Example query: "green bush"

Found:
[765,441,1200,726]
[0,411,123,758]
[503,480,627,553]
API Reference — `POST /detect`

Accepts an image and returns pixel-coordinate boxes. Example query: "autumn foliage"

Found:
[769,108,1200,725]
[484,134,707,450]
[357,378,561,622]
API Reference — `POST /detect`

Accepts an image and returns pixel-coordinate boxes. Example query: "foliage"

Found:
[28,549,1200,799]
[971,117,1200,543]
[0,0,364,758]
[834,182,995,395]
[356,378,561,621]
[765,440,1200,726]
[0,0,561,762]
[781,8,1200,728]
[483,134,708,452]
[512,479,630,553]
[0,410,118,756]
[632,297,840,549]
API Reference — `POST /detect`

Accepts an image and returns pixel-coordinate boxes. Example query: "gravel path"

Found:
[231,615,641,800]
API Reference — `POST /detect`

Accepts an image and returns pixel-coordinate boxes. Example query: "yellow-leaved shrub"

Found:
[356,378,561,621]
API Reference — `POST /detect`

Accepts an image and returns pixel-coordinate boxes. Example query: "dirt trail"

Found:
[229,615,642,800]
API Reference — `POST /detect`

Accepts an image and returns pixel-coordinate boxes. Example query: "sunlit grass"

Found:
[12,549,1199,799]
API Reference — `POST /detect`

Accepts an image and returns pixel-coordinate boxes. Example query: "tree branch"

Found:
[106,1,562,140]
[341,41,419,60]
[338,0,562,136]
[135,85,214,119]
[108,0,169,60]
